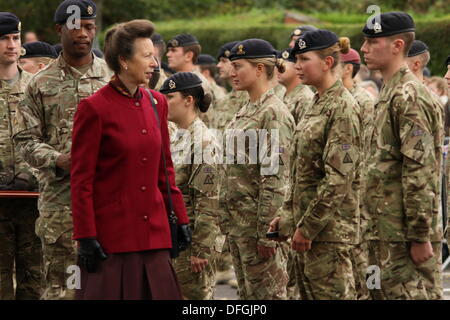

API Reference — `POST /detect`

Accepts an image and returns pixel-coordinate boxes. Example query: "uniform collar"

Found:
[56,52,107,79]
[236,88,274,117]
[379,67,410,102]
[0,66,32,94]
[313,79,342,104]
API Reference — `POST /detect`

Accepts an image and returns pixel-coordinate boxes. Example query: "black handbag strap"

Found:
[145,88,178,225]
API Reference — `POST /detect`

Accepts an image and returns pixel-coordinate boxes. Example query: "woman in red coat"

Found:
[70,19,190,300]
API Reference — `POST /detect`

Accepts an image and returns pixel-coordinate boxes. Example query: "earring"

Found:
[125,66,128,70]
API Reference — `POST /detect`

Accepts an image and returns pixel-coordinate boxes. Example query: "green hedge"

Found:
[146,17,450,77]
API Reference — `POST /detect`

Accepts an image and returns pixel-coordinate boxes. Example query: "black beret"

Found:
[92,48,103,58]
[21,41,58,59]
[363,11,415,38]
[167,34,199,48]
[290,25,318,38]
[0,12,20,37]
[408,40,429,57]
[197,54,216,65]
[292,29,338,55]
[54,0,96,24]
[217,41,239,60]
[160,72,203,94]
[445,55,450,66]
[278,48,296,63]
[151,33,164,45]
[53,43,62,55]
[229,39,277,61]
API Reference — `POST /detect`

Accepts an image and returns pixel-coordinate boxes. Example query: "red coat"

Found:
[71,84,189,254]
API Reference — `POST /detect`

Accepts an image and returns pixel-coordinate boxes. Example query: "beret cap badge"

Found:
[294,29,301,36]
[224,50,231,58]
[170,39,179,47]
[20,47,26,57]
[282,51,290,59]
[18,21,21,32]
[373,22,382,34]
[237,45,245,55]
[87,5,94,15]
[169,80,176,90]
[298,39,307,50]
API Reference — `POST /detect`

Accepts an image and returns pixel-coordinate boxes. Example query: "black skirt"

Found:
[76,249,182,300]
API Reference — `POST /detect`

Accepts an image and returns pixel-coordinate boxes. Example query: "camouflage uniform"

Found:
[0,68,42,300]
[13,54,112,300]
[281,80,362,300]
[349,82,375,300]
[213,89,247,131]
[273,83,286,101]
[154,69,168,91]
[366,67,443,300]
[171,117,224,300]
[193,69,217,128]
[283,84,314,124]
[220,88,294,300]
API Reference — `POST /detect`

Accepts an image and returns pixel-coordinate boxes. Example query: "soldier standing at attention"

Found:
[196,54,227,100]
[18,41,58,74]
[161,72,223,300]
[221,39,294,300]
[339,44,375,300]
[270,30,362,300]
[362,12,444,300]
[0,12,42,300]
[13,0,112,300]
[166,34,216,127]
[277,48,314,124]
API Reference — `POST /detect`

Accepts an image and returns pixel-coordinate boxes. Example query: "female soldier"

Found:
[160,72,223,300]
[221,39,295,300]
[270,30,362,300]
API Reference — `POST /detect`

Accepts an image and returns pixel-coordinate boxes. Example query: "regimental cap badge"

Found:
[169,80,176,90]
[87,5,94,15]
[18,22,21,32]
[373,22,382,34]
[298,39,307,50]
[237,45,245,55]
[20,47,26,57]
[294,29,301,36]
[282,50,290,60]
[224,50,231,58]
[169,39,179,47]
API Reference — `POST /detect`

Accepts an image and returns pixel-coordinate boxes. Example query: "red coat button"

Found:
[143,216,148,221]
[142,129,147,134]
[141,186,147,191]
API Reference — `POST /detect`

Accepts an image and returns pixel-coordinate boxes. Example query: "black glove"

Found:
[78,238,108,273]
[177,224,192,252]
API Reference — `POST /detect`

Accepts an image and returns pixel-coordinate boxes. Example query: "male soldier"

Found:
[19,41,58,74]
[0,12,42,300]
[362,12,444,300]
[196,54,226,100]
[166,34,216,126]
[288,25,318,49]
[278,48,314,124]
[13,0,112,300]
[339,46,375,300]
[150,33,167,90]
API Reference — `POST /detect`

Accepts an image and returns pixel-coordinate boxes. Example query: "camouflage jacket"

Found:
[193,69,217,127]
[171,117,224,258]
[366,67,443,242]
[0,67,37,189]
[280,80,362,244]
[220,88,295,246]
[213,89,248,132]
[13,54,112,212]
[283,84,314,124]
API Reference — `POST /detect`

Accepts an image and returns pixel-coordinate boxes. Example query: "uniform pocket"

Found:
[303,247,336,280]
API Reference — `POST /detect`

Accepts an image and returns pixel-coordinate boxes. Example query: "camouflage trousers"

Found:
[216,239,233,272]
[351,241,371,300]
[228,236,288,300]
[35,210,77,300]
[172,248,218,300]
[280,242,300,300]
[367,240,443,300]
[0,198,42,300]
[299,242,357,300]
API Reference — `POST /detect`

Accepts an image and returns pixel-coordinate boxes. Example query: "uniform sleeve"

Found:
[70,99,102,239]
[297,110,361,240]
[13,83,61,173]
[189,163,221,259]
[257,108,294,247]
[154,91,189,225]
[394,93,442,242]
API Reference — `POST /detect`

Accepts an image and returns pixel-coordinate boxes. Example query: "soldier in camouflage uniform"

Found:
[0,12,42,300]
[12,0,112,300]
[161,72,223,300]
[271,30,362,300]
[340,46,375,300]
[362,12,443,300]
[220,39,294,300]
[196,54,226,101]
[277,48,314,124]
[166,34,217,127]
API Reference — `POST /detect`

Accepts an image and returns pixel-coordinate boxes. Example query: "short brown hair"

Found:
[104,19,155,74]
[388,32,415,56]
[181,44,201,64]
